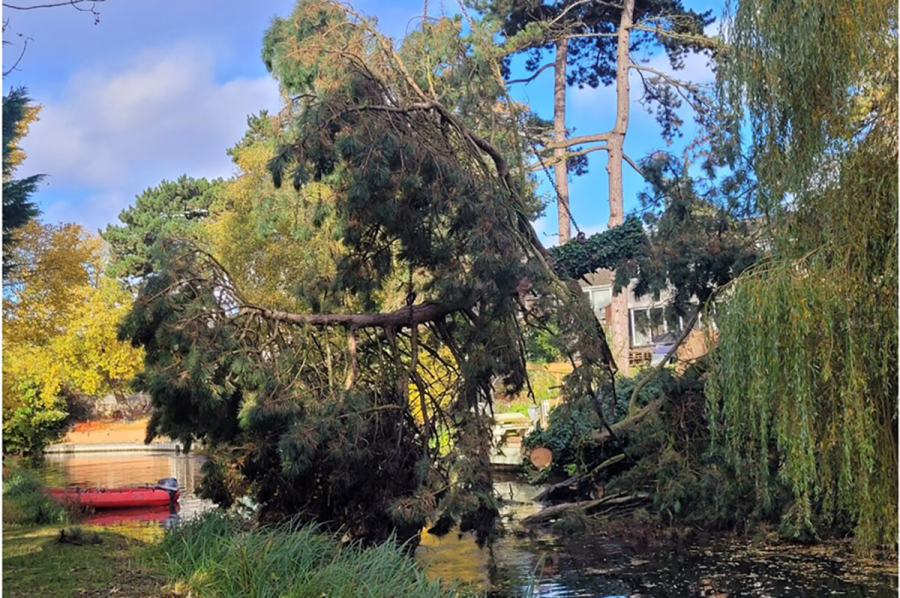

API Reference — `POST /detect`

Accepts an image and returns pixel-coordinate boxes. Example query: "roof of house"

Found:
[580,269,613,287]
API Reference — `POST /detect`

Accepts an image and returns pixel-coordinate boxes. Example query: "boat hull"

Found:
[47,487,179,509]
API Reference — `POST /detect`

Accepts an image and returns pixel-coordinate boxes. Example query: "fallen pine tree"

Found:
[521,492,651,526]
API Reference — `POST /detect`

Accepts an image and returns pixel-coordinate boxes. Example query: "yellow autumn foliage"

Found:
[2,222,144,415]
[205,130,344,313]
[2,102,40,180]
[409,343,457,425]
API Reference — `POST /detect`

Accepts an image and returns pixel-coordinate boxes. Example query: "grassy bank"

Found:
[2,469,463,597]
[4,513,463,597]
[3,466,165,596]
[3,467,70,526]
[147,511,459,597]
[3,525,164,597]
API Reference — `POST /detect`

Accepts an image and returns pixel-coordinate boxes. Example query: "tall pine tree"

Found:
[123,0,646,547]
[2,87,42,278]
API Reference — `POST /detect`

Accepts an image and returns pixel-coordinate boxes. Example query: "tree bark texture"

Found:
[607,0,635,374]
[554,38,571,245]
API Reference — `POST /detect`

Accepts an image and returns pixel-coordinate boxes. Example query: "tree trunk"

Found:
[522,493,650,525]
[606,0,635,375]
[554,38,570,245]
[534,453,627,503]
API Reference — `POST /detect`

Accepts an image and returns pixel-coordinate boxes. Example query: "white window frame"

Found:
[629,306,689,348]
[582,285,612,323]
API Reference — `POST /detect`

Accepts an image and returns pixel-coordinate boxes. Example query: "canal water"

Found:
[38,451,211,526]
[35,452,898,597]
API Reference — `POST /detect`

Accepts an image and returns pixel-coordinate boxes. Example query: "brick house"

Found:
[580,269,698,375]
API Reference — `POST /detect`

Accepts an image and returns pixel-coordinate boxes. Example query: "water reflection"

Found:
[38,451,213,524]
[421,527,898,597]
[31,454,897,597]
[416,477,898,598]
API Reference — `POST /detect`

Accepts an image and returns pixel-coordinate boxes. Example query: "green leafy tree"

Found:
[708,0,897,549]
[3,222,143,457]
[2,381,69,459]
[101,175,219,282]
[204,112,346,314]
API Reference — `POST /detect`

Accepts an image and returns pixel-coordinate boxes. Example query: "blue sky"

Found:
[2,0,723,244]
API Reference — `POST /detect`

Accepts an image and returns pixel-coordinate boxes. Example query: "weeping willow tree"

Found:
[708,0,897,548]
[123,0,646,546]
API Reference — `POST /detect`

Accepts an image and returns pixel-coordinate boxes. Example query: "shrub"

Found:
[3,467,69,525]
[523,328,562,363]
[523,372,674,480]
[1,382,69,459]
[524,400,604,481]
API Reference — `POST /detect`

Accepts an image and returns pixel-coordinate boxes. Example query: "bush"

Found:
[611,370,673,420]
[3,468,69,526]
[524,400,604,480]
[523,372,674,480]
[2,382,69,459]
[605,364,764,532]
[523,328,562,363]
[149,511,459,598]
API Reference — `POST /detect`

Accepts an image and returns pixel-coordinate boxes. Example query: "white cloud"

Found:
[21,41,282,230]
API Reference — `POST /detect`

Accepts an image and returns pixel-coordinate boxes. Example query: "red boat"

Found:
[47,478,180,510]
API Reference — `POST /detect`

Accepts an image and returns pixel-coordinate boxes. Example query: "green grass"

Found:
[147,510,463,597]
[2,525,164,597]
[494,398,533,416]
[3,468,70,526]
[1,469,472,597]
[3,465,163,596]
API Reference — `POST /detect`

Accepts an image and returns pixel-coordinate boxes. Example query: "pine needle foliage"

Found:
[123,0,646,547]
[102,175,220,282]
[2,87,43,276]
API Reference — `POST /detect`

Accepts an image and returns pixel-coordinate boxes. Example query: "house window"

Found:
[630,305,697,347]
[583,286,612,323]
[630,306,667,347]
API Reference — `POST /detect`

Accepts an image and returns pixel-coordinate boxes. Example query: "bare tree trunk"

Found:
[553,38,571,245]
[606,0,635,375]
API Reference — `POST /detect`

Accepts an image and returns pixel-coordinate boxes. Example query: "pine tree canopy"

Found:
[3,87,43,278]
[484,0,714,88]
[121,0,647,546]
[101,175,220,283]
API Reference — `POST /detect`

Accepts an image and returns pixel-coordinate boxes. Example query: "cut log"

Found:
[521,499,605,525]
[529,447,553,470]
[521,492,650,526]
[534,453,627,503]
